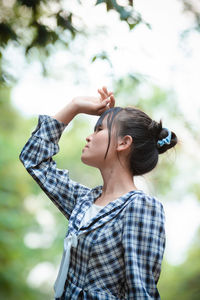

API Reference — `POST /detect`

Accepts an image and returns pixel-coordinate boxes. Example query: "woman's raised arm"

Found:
[52,87,115,124]
[19,112,91,219]
[19,87,115,219]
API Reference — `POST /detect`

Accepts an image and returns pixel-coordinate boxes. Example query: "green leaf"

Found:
[128,21,139,30]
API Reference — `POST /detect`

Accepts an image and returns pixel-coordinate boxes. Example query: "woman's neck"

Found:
[96,164,137,206]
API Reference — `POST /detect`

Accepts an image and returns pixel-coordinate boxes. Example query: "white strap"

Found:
[54,233,78,298]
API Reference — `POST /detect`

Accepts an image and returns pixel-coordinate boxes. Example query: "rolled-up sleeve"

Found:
[19,114,89,219]
[122,195,165,299]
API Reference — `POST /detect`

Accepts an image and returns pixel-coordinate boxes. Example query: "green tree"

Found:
[0,0,146,81]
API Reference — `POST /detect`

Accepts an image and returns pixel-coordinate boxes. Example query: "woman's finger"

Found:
[103,86,112,95]
[102,86,109,95]
[98,89,107,100]
[103,87,112,99]
[99,86,110,96]
[109,95,115,108]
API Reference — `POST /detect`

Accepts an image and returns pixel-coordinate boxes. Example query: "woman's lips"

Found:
[82,145,89,151]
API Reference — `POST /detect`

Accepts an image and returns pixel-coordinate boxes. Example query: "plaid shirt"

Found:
[19,115,165,300]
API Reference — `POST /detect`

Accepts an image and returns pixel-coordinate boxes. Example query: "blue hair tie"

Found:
[157,128,172,147]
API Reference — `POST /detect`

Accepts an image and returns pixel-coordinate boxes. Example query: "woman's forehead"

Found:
[101,115,109,127]
[95,113,108,129]
[94,107,123,131]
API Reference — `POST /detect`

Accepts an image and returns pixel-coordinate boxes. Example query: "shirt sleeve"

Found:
[19,114,90,219]
[122,195,165,299]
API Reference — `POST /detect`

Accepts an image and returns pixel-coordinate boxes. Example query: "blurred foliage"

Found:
[0,0,146,82]
[0,0,199,83]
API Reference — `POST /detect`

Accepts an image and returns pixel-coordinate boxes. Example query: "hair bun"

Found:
[157,127,178,154]
[148,120,162,139]
[148,120,178,154]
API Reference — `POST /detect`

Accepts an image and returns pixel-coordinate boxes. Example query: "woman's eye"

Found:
[96,126,102,132]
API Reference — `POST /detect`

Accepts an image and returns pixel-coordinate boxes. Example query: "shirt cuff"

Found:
[31,114,67,143]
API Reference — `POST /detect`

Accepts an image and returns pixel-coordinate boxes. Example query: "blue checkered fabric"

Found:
[19,115,166,300]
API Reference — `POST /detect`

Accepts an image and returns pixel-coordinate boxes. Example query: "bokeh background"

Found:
[0,0,200,299]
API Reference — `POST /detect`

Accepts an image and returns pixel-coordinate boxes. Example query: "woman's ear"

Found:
[116,135,133,152]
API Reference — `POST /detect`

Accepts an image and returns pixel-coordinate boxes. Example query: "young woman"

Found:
[19,86,177,299]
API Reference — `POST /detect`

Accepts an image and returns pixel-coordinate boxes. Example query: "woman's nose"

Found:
[86,134,92,142]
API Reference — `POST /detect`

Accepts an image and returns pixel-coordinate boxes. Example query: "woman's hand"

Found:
[72,86,115,116]
[97,86,115,108]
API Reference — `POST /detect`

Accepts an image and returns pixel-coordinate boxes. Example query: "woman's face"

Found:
[81,116,117,169]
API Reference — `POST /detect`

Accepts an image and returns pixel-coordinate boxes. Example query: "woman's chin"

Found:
[81,155,86,164]
[81,155,98,168]
[81,155,90,165]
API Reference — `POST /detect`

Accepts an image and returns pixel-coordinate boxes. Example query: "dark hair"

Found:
[94,106,178,176]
